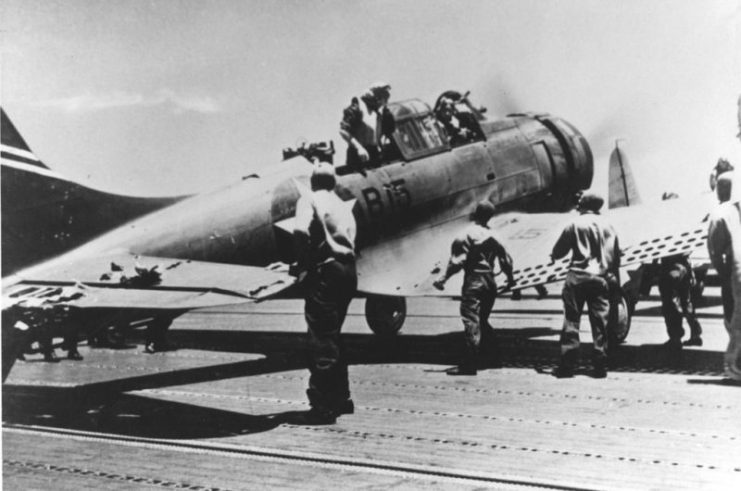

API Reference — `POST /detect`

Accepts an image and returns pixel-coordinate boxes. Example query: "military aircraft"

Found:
[1,91,712,381]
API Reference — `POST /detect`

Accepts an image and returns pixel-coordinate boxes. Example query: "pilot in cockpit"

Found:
[434,91,483,146]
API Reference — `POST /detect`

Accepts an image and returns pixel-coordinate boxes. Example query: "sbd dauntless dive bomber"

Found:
[1,89,710,380]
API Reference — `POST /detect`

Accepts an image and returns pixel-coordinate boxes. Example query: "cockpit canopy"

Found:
[334,91,488,173]
[388,92,486,162]
[387,99,449,161]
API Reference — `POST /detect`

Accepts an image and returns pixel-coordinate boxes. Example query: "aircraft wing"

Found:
[356,212,573,296]
[2,253,295,311]
[4,194,714,306]
[358,194,714,297]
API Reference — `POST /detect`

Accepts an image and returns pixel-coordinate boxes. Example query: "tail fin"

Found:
[608,141,641,208]
[1,108,50,170]
[1,109,186,275]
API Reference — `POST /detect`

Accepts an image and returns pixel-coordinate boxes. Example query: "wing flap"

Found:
[3,253,295,311]
[4,283,252,310]
[357,218,470,296]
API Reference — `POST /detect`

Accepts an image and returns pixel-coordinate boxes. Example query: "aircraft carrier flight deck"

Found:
[3,290,739,490]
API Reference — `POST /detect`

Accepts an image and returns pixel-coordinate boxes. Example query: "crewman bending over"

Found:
[339,83,393,170]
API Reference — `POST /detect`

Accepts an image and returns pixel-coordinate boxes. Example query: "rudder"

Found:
[608,142,641,208]
[1,109,186,275]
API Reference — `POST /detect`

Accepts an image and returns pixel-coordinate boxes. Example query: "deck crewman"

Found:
[657,253,703,349]
[707,171,741,381]
[339,82,393,169]
[551,192,620,379]
[293,163,358,423]
[434,200,515,375]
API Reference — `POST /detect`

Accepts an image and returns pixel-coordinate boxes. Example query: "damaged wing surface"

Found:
[3,253,295,311]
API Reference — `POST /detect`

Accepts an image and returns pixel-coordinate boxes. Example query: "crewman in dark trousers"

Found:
[551,193,620,379]
[658,254,703,349]
[144,316,174,354]
[434,200,515,375]
[293,163,358,424]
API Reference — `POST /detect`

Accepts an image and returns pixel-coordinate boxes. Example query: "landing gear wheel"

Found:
[609,289,632,345]
[365,295,406,337]
[105,324,127,348]
[90,324,126,348]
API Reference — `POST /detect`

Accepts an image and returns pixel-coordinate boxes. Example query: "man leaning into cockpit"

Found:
[339,83,393,170]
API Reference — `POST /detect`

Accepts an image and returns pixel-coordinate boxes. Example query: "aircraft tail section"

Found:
[1,108,49,170]
[1,109,187,275]
[608,142,641,208]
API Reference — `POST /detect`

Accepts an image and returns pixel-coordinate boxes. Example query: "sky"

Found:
[2,0,740,198]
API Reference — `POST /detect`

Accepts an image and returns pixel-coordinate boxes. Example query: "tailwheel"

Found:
[365,295,406,337]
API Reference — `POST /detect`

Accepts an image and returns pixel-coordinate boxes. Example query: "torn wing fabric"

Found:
[2,253,295,311]
[357,193,715,297]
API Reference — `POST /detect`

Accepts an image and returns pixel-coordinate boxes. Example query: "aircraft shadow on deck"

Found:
[163,325,726,375]
[633,305,725,318]
[3,388,287,439]
[3,323,732,439]
[11,324,730,392]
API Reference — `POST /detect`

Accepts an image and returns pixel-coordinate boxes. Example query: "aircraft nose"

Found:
[547,116,594,191]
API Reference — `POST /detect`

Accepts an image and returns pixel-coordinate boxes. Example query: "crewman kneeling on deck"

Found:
[434,201,515,375]
[293,163,358,423]
[551,192,620,379]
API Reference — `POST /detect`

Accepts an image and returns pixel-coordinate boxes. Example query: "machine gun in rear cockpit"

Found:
[282,140,335,164]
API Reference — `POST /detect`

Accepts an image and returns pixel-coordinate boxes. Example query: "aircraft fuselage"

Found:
[15,107,592,279]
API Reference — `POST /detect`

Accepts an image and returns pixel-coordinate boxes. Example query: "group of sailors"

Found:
[286,154,741,424]
[434,192,621,379]
[14,313,171,363]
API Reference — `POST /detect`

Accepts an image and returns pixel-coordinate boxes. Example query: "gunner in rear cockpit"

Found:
[435,96,472,146]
